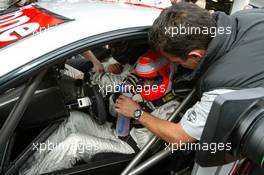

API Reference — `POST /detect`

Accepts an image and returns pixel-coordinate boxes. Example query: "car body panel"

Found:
[0,0,161,78]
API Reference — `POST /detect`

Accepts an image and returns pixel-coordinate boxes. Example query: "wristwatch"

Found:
[133,109,144,120]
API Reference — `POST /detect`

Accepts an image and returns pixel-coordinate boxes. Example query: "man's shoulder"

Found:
[232,9,264,17]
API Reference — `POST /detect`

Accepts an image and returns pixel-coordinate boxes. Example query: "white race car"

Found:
[0,1,263,175]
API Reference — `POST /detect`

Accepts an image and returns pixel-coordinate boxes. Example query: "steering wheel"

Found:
[83,83,107,125]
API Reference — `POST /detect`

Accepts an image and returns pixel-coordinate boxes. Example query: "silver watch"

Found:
[133,109,144,120]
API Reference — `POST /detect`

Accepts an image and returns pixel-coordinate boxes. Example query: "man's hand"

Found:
[107,63,123,74]
[92,62,104,73]
[82,50,105,73]
[115,95,141,117]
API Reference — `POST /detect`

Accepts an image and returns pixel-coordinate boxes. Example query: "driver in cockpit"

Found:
[19,50,180,175]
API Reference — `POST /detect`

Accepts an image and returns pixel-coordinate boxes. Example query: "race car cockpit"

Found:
[1,38,263,175]
[0,39,197,175]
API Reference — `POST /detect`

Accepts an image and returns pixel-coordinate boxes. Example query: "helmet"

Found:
[134,50,170,101]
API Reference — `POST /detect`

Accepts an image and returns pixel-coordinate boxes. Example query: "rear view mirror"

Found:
[196,88,264,168]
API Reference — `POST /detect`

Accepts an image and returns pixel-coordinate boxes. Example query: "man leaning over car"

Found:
[115,2,264,146]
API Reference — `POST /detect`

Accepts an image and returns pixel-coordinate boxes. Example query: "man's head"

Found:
[149,3,216,70]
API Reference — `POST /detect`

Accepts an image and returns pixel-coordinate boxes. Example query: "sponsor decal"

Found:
[0,5,72,48]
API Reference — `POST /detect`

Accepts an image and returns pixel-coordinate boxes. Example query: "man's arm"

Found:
[115,96,194,144]
[115,89,235,144]
[82,50,104,73]
[138,112,195,143]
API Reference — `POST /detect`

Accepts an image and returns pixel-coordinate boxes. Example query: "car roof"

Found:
[0,1,161,78]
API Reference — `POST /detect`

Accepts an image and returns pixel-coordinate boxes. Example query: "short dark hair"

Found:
[149,3,216,59]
